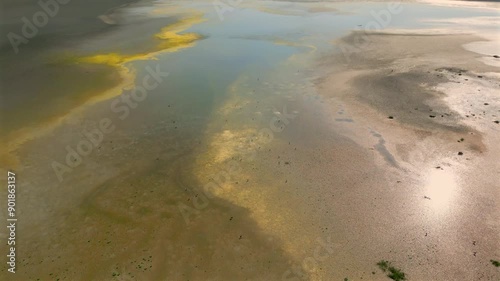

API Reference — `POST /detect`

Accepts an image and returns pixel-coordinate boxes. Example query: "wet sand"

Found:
[314,29,500,279]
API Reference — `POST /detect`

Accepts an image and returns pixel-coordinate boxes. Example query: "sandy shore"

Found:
[313,28,500,280]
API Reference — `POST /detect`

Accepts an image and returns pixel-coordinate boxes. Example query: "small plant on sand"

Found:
[377,260,407,281]
[491,260,500,267]
[387,267,406,280]
[377,260,389,270]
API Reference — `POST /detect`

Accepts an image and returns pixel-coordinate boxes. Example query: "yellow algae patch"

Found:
[209,129,260,164]
[72,14,205,105]
[191,66,323,279]
[193,129,319,278]
[2,14,205,169]
[193,126,305,275]
[155,14,205,51]
[75,15,205,67]
[155,14,204,40]
[77,53,146,66]
[0,63,125,170]
[192,74,276,207]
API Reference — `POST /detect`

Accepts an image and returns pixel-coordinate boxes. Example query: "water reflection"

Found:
[425,168,457,212]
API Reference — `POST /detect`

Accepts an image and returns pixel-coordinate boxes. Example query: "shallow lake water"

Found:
[2,1,499,280]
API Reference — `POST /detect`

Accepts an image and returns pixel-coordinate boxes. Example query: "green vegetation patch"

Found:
[377,260,407,281]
